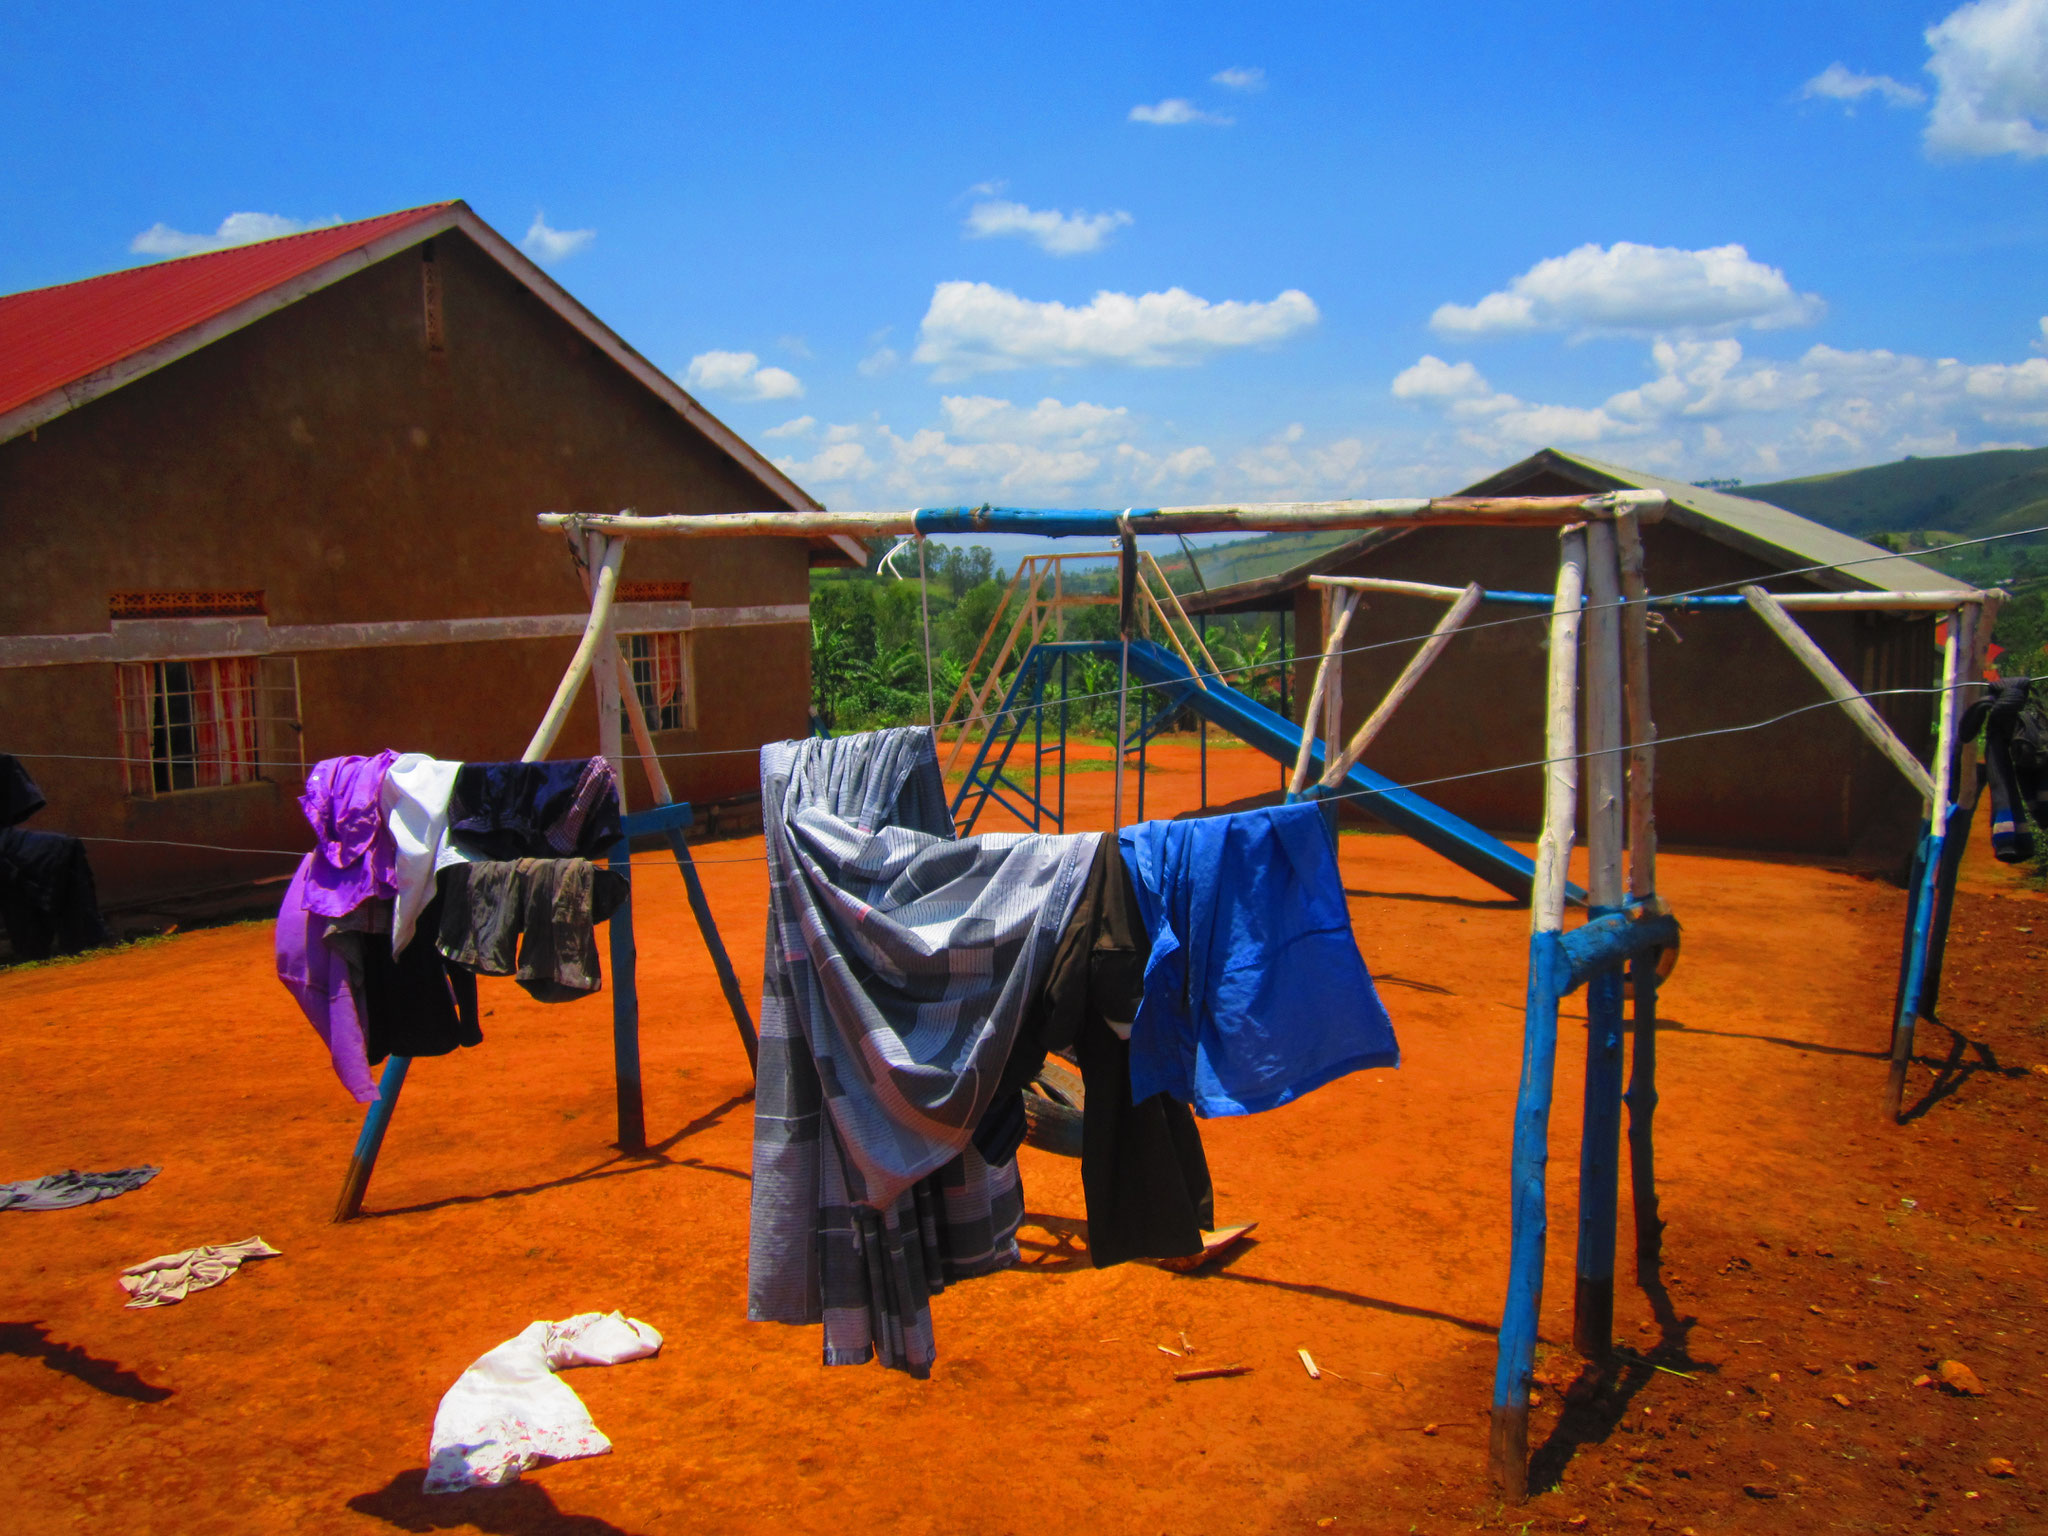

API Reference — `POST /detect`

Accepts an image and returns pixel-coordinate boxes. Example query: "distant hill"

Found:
[1742,445,2048,542]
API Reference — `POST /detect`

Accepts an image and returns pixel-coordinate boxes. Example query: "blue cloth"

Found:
[1119,801,1398,1117]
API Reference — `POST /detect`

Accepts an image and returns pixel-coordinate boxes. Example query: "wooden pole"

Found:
[935,561,1028,748]
[1309,574,1471,602]
[537,488,1671,539]
[1573,522,1628,1364]
[584,533,646,1154]
[331,1056,409,1222]
[1289,589,1359,796]
[1741,587,1937,803]
[525,535,626,762]
[603,572,761,1080]
[1144,550,1226,676]
[1321,582,1483,788]
[1884,606,1966,1121]
[1615,515,1664,1282]
[1916,600,1982,1033]
[1491,526,1586,1500]
[1113,532,1136,831]
[943,560,1046,776]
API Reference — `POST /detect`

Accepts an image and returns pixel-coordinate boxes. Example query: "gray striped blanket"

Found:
[749,727,1098,1374]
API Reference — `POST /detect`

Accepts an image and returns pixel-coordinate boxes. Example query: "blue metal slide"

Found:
[952,639,1572,906]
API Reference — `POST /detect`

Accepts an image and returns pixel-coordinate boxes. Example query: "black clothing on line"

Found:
[447,759,622,862]
[360,890,481,1063]
[972,836,1213,1267]
[1958,679,2048,863]
[0,826,114,960]
[0,755,47,829]
[434,859,628,1003]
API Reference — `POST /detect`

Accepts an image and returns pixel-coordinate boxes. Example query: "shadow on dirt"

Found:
[361,1092,754,1218]
[347,1471,641,1534]
[0,1322,172,1402]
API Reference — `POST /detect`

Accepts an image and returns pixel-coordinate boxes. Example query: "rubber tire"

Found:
[1020,1057,1085,1159]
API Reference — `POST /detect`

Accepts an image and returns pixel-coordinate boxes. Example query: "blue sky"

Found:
[6,0,2047,509]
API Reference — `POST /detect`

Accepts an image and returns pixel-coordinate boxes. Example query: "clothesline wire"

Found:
[8,512,2036,770]
[13,519,2042,839]
[60,679,1981,869]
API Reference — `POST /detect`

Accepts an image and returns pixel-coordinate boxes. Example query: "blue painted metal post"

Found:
[1885,833,1945,1120]
[1491,527,1586,1499]
[1064,651,1081,835]
[332,1055,410,1222]
[1884,604,1968,1121]
[1573,521,1629,1363]
[607,834,647,1152]
[1136,685,1149,822]
[1198,614,1209,809]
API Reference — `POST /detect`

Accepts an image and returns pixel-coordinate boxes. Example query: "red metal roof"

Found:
[0,202,458,424]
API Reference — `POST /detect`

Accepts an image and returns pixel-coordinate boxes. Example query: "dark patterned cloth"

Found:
[447,758,621,861]
[748,727,1097,1375]
[0,1165,159,1212]
[436,859,628,1001]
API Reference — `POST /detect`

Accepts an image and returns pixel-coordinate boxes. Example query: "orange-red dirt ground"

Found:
[3,738,2046,1535]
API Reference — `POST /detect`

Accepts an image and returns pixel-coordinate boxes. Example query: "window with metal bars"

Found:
[114,656,303,796]
[621,631,691,733]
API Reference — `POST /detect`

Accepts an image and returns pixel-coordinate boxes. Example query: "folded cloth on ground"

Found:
[118,1236,280,1308]
[423,1311,662,1494]
[0,1165,160,1212]
[750,726,1096,1375]
[1120,800,1400,1117]
[435,859,628,1001]
[447,759,621,863]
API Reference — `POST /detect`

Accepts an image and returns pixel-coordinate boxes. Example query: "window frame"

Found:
[618,629,694,735]
[114,654,304,799]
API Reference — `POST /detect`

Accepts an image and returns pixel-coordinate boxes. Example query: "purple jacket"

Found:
[299,751,399,917]
[276,855,377,1103]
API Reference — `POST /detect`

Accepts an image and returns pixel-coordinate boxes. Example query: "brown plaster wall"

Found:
[0,232,810,907]
[1291,518,1935,859]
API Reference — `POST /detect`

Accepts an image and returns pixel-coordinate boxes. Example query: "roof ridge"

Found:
[0,201,461,305]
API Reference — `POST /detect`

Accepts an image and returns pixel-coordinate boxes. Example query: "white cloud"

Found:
[1391,356,1495,403]
[963,199,1133,256]
[858,346,900,378]
[1801,62,1926,108]
[777,334,814,359]
[130,212,333,257]
[913,281,1319,379]
[1212,66,1266,92]
[1429,242,1824,338]
[1925,0,2048,158]
[940,395,1133,446]
[521,212,595,263]
[763,415,816,439]
[1128,98,1232,126]
[1394,323,2048,477]
[683,350,804,401]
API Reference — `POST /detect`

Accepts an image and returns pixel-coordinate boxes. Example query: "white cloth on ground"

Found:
[423,1310,662,1494]
[380,754,464,957]
[118,1236,280,1307]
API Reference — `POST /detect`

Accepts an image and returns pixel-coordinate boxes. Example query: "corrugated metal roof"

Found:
[0,203,456,424]
[1471,449,1968,594]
